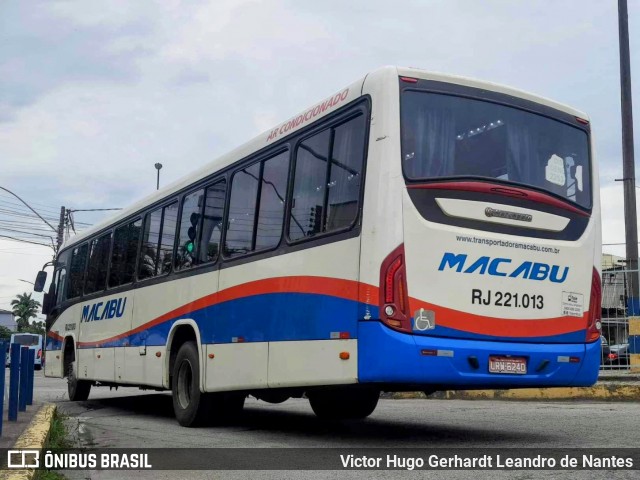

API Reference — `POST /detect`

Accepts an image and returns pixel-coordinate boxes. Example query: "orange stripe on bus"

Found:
[408,297,587,337]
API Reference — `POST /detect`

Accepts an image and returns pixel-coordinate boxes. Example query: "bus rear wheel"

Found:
[308,388,379,420]
[172,341,209,427]
[67,361,91,401]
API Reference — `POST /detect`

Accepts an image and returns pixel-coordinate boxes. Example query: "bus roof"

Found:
[60,66,588,252]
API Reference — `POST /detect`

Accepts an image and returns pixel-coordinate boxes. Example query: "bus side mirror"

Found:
[34,271,47,292]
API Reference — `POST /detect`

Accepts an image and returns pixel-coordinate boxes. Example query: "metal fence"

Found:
[600,266,636,371]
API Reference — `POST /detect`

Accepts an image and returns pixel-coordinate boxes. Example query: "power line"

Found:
[0,192,65,212]
[0,251,49,256]
[0,186,57,232]
[0,223,58,233]
[0,198,63,215]
[0,226,56,239]
[0,234,53,248]
[0,208,59,222]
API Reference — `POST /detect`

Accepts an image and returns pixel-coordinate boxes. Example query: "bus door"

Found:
[80,222,139,383]
[78,291,134,383]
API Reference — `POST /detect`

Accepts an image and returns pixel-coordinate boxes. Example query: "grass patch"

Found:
[33,469,67,480]
[45,410,73,450]
[33,410,72,480]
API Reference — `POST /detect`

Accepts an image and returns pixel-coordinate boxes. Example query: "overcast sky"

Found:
[0,0,639,312]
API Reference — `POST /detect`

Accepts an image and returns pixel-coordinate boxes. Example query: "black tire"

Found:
[35,364,42,371]
[309,388,379,420]
[67,361,91,401]
[172,341,209,427]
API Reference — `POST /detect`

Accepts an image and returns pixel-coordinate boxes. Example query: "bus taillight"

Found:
[379,244,411,333]
[37,349,42,359]
[586,267,602,342]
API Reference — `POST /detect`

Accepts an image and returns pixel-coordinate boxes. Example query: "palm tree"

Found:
[10,292,41,332]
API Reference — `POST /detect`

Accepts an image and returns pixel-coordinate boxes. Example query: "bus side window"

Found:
[85,232,112,294]
[52,249,70,305]
[140,201,179,278]
[225,150,289,257]
[159,202,178,274]
[199,180,227,263]
[289,113,366,241]
[109,219,142,288]
[67,244,88,299]
[139,207,163,280]
[325,115,366,231]
[176,190,205,271]
[225,163,260,256]
[48,268,61,308]
[49,269,59,300]
[255,152,289,250]
[289,130,331,240]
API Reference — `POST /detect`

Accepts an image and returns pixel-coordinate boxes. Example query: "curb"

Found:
[597,375,640,381]
[4,404,56,480]
[391,383,640,401]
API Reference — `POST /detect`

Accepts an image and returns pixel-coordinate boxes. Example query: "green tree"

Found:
[10,292,41,332]
[0,325,12,341]
[22,320,45,337]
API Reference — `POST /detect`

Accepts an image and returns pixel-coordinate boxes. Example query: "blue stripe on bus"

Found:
[79,293,360,348]
[49,292,587,350]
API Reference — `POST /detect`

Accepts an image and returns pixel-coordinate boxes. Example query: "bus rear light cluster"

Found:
[586,267,602,342]
[37,349,42,359]
[379,244,411,333]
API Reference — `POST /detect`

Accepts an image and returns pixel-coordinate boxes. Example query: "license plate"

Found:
[488,356,527,375]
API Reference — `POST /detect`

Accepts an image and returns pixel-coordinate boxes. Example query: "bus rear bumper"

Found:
[357,321,600,389]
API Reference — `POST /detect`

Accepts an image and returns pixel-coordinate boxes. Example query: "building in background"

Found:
[0,309,18,332]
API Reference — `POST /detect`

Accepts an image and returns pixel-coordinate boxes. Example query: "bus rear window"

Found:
[401,91,591,209]
[13,335,39,346]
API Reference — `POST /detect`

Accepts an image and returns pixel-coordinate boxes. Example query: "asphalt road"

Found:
[30,372,640,480]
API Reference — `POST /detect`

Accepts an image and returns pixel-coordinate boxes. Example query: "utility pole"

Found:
[618,0,639,313]
[65,208,73,239]
[56,206,65,254]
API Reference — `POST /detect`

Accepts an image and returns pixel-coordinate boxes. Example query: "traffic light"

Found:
[308,205,323,235]
[185,211,200,254]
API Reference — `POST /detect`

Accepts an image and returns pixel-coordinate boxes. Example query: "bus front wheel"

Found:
[67,361,91,401]
[308,388,379,420]
[172,341,209,427]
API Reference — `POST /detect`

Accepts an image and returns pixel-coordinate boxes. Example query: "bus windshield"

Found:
[401,91,591,209]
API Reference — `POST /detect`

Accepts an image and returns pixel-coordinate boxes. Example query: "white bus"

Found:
[38,66,601,426]
[7,333,44,370]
